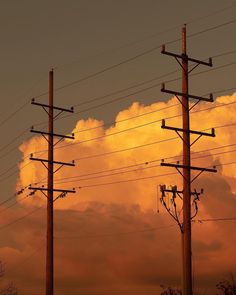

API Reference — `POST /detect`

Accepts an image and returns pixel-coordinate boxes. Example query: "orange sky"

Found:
[1,92,234,294]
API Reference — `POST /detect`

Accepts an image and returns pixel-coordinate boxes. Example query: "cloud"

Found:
[2,91,235,293]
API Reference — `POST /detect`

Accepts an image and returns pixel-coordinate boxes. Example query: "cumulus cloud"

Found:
[2,92,236,294]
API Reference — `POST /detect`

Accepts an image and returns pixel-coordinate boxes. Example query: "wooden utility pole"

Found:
[29,69,76,295]
[160,25,217,295]
[181,25,192,295]
[47,69,54,295]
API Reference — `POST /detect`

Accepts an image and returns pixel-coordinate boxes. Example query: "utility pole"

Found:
[160,25,217,295]
[29,69,76,295]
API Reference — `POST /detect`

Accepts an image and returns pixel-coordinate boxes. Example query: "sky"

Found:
[0,0,236,294]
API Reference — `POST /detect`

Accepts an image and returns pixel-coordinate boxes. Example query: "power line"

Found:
[187,3,236,25]
[35,44,164,99]
[2,49,234,157]
[36,146,236,186]
[33,59,236,129]
[74,104,179,134]
[0,206,42,231]
[39,143,236,183]
[0,49,233,161]
[0,161,31,184]
[73,69,179,108]
[68,85,236,135]
[1,156,236,235]
[0,81,235,170]
[56,3,236,70]
[0,100,30,129]
[55,215,236,241]
[1,102,236,182]
[70,49,236,110]
[0,74,46,130]
[194,217,236,222]
[34,19,236,99]
[188,19,236,39]
[34,100,236,155]
[54,215,236,239]
[1,87,235,184]
[0,128,28,154]
[55,224,176,240]
[0,195,29,213]
[71,160,236,189]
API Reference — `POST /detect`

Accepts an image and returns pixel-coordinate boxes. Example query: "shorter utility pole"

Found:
[159,25,217,295]
[29,69,76,295]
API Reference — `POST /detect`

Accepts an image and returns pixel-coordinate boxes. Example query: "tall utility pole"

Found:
[29,69,76,295]
[160,25,217,295]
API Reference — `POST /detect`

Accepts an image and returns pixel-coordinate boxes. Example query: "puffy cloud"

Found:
[2,92,236,293]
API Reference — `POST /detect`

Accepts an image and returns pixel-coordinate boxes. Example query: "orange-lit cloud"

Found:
[6,92,236,294]
[17,92,236,210]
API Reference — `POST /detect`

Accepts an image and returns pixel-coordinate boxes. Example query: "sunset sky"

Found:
[0,1,236,294]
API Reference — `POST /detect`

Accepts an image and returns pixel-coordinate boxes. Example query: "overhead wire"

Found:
[36,146,236,186]
[56,3,236,70]
[1,97,236,184]
[33,59,236,128]
[55,224,176,240]
[0,17,235,153]
[0,8,235,268]
[33,98,236,155]
[0,206,42,231]
[63,84,236,135]
[32,142,236,184]
[54,213,236,240]
[0,26,235,190]
[71,160,236,189]
[34,18,236,99]
[1,49,235,159]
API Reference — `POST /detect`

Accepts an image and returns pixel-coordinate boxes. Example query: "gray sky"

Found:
[0,0,235,206]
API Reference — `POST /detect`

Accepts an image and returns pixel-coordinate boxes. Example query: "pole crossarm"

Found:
[161,119,215,137]
[31,99,74,113]
[30,156,75,167]
[160,187,183,195]
[160,187,203,196]
[161,84,214,103]
[161,162,217,173]
[29,186,76,194]
[161,45,213,67]
[30,129,74,140]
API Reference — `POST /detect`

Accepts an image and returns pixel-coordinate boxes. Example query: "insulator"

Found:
[161,45,166,53]
[172,185,177,191]
[161,119,165,128]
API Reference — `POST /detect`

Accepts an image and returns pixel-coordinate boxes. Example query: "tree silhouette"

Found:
[0,262,18,295]
[216,276,236,295]
[160,285,182,295]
